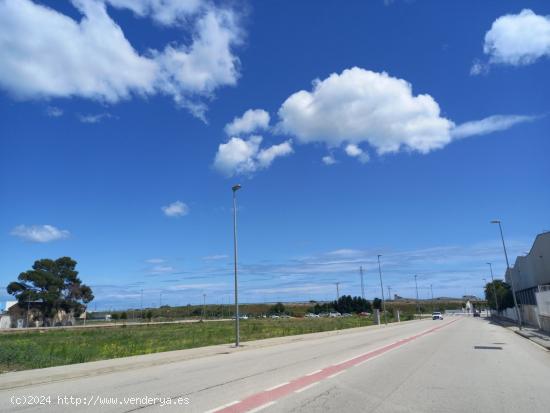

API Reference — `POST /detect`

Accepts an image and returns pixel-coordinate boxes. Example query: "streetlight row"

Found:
[231,186,523,346]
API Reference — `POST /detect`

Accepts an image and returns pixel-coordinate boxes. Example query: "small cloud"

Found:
[146,258,165,264]
[344,144,370,163]
[162,201,189,217]
[149,265,175,275]
[322,155,337,165]
[11,224,70,243]
[225,109,270,136]
[470,59,489,76]
[202,254,229,261]
[77,113,113,124]
[46,106,63,117]
[451,114,540,140]
[213,136,293,177]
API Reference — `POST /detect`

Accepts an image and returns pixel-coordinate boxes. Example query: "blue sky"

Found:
[1,0,549,310]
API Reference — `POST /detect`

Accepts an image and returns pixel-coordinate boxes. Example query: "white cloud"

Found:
[0,0,243,119]
[149,265,175,275]
[46,106,63,117]
[105,0,202,26]
[482,9,550,67]
[322,155,337,165]
[469,59,489,76]
[78,113,112,123]
[224,109,270,136]
[161,201,189,217]
[274,67,539,160]
[11,224,70,243]
[213,136,293,177]
[256,140,293,169]
[277,67,455,155]
[146,258,165,264]
[451,115,538,140]
[202,254,228,261]
[344,144,370,163]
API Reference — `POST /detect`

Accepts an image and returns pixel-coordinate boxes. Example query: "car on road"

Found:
[432,312,443,320]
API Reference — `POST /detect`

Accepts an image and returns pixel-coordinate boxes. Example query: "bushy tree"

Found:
[7,257,93,323]
[484,280,514,310]
[270,302,286,314]
[372,297,382,310]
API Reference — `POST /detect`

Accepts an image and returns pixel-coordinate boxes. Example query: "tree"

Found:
[145,310,153,321]
[111,313,119,323]
[120,312,128,323]
[7,257,93,323]
[270,302,285,314]
[484,280,514,310]
[372,297,382,310]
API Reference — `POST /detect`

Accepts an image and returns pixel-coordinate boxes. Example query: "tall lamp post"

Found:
[491,220,522,329]
[377,255,387,325]
[414,275,420,317]
[482,278,487,316]
[232,184,242,346]
[486,262,499,314]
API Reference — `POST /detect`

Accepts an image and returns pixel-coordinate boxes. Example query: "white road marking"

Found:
[247,401,276,413]
[203,400,240,413]
[327,371,345,379]
[265,382,289,391]
[305,369,322,376]
[295,382,319,393]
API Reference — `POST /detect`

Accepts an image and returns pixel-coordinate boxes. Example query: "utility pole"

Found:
[336,282,340,300]
[377,255,387,325]
[159,292,162,307]
[414,275,420,317]
[359,266,365,299]
[491,220,522,329]
[387,286,392,302]
[202,293,206,320]
[430,284,434,313]
[140,289,143,320]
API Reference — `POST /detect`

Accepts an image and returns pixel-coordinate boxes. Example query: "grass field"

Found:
[0,317,378,373]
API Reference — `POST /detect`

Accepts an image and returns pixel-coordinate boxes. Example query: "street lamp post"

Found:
[414,275,420,317]
[232,184,242,346]
[377,255,387,325]
[487,262,499,314]
[359,266,365,300]
[430,284,434,313]
[482,278,487,316]
[491,220,522,329]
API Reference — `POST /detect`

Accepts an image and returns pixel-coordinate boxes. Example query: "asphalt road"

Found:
[1,316,549,412]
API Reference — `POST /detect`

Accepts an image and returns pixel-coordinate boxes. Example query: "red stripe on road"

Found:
[214,319,458,413]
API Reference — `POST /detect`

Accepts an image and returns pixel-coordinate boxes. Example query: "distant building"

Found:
[462,295,479,301]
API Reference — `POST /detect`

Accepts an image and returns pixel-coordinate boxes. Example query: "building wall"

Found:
[505,232,550,292]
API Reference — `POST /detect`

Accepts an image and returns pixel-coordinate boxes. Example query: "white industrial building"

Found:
[503,231,550,331]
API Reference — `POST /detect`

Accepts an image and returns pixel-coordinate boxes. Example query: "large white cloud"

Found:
[0,0,243,119]
[224,109,271,136]
[213,136,293,177]
[482,9,550,66]
[275,67,537,157]
[11,224,70,243]
[277,67,455,155]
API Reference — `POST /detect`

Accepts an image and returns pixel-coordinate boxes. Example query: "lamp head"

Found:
[232,184,242,192]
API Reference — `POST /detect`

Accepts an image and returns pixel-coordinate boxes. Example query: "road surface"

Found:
[1,316,549,412]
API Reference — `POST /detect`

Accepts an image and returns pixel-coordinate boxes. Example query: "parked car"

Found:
[473,311,480,317]
[341,313,353,317]
[305,313,319,318]
[329,312,341,318]
[270,314,280,319]
[432,312,443,320]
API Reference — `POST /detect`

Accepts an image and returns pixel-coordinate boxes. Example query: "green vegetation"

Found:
[0,317,375,373]
[484,280,514,310]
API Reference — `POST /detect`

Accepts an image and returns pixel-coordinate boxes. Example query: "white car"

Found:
[432,312,443,320]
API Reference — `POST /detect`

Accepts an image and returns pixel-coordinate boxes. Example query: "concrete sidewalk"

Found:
[491,317,550,350]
